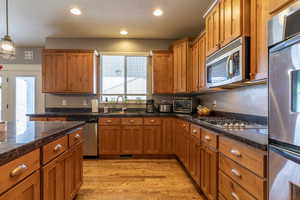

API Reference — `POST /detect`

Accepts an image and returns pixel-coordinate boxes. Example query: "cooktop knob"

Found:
[234,123,240,129]
[228,123,234,128]
[223,123,229,128]
[240,123,246,128]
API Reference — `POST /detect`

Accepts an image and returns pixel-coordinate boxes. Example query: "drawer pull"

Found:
[192,129,197,134]
[150,120,155,123]
[230,149,241,157]
[106,120,112,123]
[204,135,211,141]
[231,168,241,177]
[53,144,62,152]
[231,192,240,200]
[74,134,81,140]
[130,120,134,123]
[10,164,28,177]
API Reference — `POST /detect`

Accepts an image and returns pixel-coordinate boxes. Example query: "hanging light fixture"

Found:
[0,0,16,59]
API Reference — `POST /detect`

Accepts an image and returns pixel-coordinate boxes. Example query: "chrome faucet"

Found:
[116,95,127,113]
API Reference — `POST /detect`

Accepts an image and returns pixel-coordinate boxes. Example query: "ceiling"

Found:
[0,0,214,47]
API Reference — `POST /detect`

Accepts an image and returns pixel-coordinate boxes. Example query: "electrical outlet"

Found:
[62,99,67,106]
[212,100,217,109]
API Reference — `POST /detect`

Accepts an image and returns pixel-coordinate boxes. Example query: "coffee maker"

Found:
[146,99,155,113]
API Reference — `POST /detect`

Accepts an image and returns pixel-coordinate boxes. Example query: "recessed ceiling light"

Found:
[153,9,163,16]
[120,30,128,35]
[70,8,82,15]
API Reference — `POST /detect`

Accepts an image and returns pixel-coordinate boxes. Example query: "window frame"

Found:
[99,53,151,103]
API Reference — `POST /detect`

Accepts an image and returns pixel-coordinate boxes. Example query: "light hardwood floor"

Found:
[76,159,205,200]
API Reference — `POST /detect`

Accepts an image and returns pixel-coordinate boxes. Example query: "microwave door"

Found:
[269,146,300,200]
[207,57,229,87]
[269,35,300,147]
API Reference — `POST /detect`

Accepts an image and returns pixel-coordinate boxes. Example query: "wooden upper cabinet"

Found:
[42,49,97,94]
[250,0,270,80]
[269,0,295,14]
[198,34,206,89]
[206,4,220,56]
[173,39,191,93]
[152,50,173,94]
[42,53,68,93]
[67,53,94,93]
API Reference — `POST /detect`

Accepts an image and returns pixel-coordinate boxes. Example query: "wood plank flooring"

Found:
[76,159,205,200]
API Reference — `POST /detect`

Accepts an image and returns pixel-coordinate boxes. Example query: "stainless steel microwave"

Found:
[206,37,250,88]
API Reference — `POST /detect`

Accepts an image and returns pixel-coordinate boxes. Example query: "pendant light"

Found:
[0,0,16,59]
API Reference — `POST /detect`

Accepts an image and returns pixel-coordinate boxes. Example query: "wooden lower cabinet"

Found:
[188,136,201,186]
[42,153,67,200]
[143,125,162,154]
[121,126,144,154]
[200,145,218,200]
[161,118,174,154]
[43,142,83,200]
[0,171,40,200]
[99,126,121,155]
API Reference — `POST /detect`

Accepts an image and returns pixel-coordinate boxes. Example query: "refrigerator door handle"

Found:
[270,145,300,164]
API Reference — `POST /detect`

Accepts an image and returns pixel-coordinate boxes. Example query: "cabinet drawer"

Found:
[42,136,68,164]
[0,149,40,195]
[47,117,67,121]
[219,154,266,200]
[69,128,84,147]
[144,118,162,125]
[99,118,121,125]
[121,118,143,125]
[219,136,267,177]
[219,172,256,200]
[30,117,48,121]
[201,128,218,149]
[190,124,201,139]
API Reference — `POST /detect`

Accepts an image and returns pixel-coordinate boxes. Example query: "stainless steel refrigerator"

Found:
[269,1,300,199]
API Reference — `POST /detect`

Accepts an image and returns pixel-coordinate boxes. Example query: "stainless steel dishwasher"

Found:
[67,116,98,157]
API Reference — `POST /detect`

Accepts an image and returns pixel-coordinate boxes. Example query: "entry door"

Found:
[0,70,42,122]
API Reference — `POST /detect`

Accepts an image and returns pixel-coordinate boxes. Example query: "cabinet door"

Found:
[143,126,162,154]
[0,171,40,200]
[191,42,199,92]
[250,0,270,80]
[99,126,121,155]
[269,0,294,14]
[161,118,174,154]
[189,136,201,187]
[220,0,243,47]
[67,53,94,93]
[152,52,173,94]
[180,42,188,93]
[65,143,83,200]
[206,5,220,56]
[201,146,218,200]
[121,126,143,154]
[42,53,67,92]
[173,45,179,93]
[198,34,206,89]
[42,153,67,200]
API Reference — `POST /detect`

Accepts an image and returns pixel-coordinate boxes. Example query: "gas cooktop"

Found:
[196,116,268,130]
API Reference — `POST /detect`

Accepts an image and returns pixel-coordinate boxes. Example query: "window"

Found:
[100,55,148,103]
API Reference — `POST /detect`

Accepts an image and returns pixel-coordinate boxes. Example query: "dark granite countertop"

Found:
[0,121,85,166]
[28,111,268,150]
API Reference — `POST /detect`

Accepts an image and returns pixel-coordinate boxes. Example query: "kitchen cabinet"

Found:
[99,126,121,155]
[190,33,206,92]
[161,118,174,154]
[189,135,201,186]
[42,49,97,94]
[269,0,295,14]
[250,0,270,80]
[42,152,67,200]
[173,39,191,93]
[121,126,144,154]
[152,50,173,94]
[143,125,162,154]
[200,145,218,200]
[206,4,220,56]
[0,171,40,200]
[65,143,83,200]
[205,0,250,56]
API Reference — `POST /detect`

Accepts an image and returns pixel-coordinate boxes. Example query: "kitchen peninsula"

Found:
[0,121,85,200]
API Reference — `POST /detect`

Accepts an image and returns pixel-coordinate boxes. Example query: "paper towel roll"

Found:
[91,99,99,113]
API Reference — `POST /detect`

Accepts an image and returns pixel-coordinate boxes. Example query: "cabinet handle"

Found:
[130,120,134,123]
[230,149,241,157]
[231,192,240,200]
[192,129,197,134]
[10,164,28,177]
[53,144,62,152]
[74,134,81,140]
[204,135,211,141]
[150,120,155,123]
[231,168,241,177]
[106,120,112,123]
